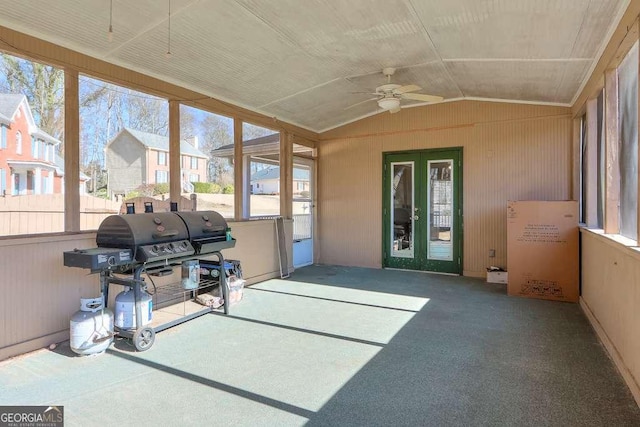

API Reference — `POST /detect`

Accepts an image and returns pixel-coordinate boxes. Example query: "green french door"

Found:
[383,148,462,274]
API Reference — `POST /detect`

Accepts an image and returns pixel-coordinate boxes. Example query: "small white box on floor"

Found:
[487,271,508,284]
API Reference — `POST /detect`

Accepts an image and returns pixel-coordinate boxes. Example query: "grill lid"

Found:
[175,211,227,240]
[96,212,190,249]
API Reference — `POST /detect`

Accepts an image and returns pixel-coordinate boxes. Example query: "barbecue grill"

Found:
[63,210,236,351]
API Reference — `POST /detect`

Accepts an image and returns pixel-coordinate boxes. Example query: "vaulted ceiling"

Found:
[0,0,629,132]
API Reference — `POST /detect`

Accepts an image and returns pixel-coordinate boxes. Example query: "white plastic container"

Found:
[70,297,114,356]
[114,288,153,330]
[181,260,200,290]
[227,275,246,305]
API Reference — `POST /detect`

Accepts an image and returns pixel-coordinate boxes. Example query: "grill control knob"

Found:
[202,215,209,221]
[153,217,162,225]
[152,245,159,253]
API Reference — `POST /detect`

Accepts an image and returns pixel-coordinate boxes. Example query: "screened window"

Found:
[243,123,280,217]
[618,41,639,240]
[79,74,168,229]
[158,151,167,166]
[180,104,235,218]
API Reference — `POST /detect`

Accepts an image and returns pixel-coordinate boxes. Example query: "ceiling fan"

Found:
[347,67,444,113]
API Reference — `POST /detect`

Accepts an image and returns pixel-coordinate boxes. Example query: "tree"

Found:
[180,105,198,139]
[202,114,233,183]
[242,122,276,140]
[0,53,65,141]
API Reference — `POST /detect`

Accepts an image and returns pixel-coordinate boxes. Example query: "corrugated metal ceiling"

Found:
[0,0,629,132]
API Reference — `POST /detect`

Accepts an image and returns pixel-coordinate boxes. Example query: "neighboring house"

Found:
[0,93,85,195]
[211,133,311,195]
[251,167,309,195]
[105,128,208,196]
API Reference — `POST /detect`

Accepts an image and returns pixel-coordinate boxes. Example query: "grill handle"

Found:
[153,230,179,239]
[202,227,223,234]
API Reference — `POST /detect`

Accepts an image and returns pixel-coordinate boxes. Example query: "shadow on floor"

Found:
[1,265,638,426]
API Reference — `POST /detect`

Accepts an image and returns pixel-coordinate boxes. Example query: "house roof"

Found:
[217,133,279,152]
[251,166,308,182]
[0,94,23,125]
[0,93,60,144]
[211,133,311,159]
[121,128,208,158]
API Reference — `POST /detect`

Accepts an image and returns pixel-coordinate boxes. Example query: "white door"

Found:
[292,157,314,268]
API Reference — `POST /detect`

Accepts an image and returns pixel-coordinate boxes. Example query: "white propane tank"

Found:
[114,288,153,330]
[70,297,114,356]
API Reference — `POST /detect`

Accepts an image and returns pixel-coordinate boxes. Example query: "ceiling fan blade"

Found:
[401,93,444,103]
[344,97,378,110]
[389,106,402,114]
[394,84,421,94]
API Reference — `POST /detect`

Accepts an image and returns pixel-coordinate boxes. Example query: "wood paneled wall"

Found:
[580,230,640,404]
[0,219,292,361]
[318,100,572,276]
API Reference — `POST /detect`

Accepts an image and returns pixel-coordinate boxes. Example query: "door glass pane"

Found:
[427,160,453,261]
[292,163,312,241]
[391,162,414,258]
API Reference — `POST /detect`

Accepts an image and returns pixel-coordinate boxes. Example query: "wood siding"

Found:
[0,219,292,361]
[318,100,572,276]
[580,230,640,404]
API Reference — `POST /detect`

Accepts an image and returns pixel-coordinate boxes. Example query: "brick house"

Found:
[0,93,83,196]
[105,128,208,197]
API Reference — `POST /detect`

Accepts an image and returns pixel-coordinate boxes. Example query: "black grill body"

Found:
[96,212,194,262]
[65,210,233,269]
[175,211,227,254]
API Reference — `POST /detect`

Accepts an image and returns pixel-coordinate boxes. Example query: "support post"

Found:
[234,118,243,220]
[64,68,80,232]
[169,101,181,204]
[279,130,293,219]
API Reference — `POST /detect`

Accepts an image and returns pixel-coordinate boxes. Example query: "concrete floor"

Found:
[1,265,639,426]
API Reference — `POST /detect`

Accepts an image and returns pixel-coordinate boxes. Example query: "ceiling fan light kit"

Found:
[378,97,400,111]
[346,67,445,114]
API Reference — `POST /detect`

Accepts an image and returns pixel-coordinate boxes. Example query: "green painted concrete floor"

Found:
[1,265,639,426]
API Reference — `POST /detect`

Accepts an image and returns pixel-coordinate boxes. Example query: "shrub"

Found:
[94,188,109,199]
[124,190,141,200]
[299,190,310,198]
[132,183,155,197]
[154,183,170,195]
[193,182,221,194]
[222,184,234,194]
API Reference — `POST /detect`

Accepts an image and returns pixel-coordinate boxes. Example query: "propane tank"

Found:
[114,288,153,330]
[70,297,114,356]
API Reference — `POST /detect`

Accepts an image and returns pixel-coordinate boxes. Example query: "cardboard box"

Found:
[506,201,579,302]
[487,271,508,284]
